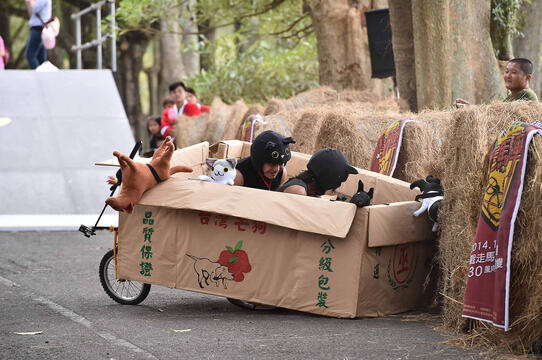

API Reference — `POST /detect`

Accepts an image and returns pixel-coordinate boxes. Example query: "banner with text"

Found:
[370,118,413,176]
[462,121,542,331]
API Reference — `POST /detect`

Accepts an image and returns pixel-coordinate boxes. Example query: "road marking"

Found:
[0,275,18,287]
[0,275,157,360]
[0,117,12,127]
[0,214,118,231]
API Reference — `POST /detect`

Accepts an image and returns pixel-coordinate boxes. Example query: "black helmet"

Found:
[307,148,358,192]
[250,130,296,171]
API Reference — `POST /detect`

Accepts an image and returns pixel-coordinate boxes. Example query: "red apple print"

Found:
[217,240,251,282]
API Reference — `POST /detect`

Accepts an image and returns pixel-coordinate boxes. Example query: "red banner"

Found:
[241,114,266,143]
[462,122,542,331]
[370,118,413,176]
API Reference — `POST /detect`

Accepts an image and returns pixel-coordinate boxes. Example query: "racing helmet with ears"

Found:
[307,148,358,192]
[250,130,296,171]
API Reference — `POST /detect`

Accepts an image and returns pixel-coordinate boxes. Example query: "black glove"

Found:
[350,180,374,208]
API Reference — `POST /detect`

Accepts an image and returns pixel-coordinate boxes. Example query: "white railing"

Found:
[70,0,116,71]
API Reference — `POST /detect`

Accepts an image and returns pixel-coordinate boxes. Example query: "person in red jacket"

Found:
[185,87,211,113]
[160,81,202,139]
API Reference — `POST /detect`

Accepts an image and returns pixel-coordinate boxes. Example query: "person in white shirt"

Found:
[25,0,52,69]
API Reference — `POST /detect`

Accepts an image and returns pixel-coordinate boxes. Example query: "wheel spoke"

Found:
[100,249,150,304]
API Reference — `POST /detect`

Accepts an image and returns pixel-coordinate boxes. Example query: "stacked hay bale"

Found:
[175,97,247,148]
[394,109,455,183]
[312,103,409,169]
[175,112,209,149]
[434,102,542,353]
[204,97,247,144]
[254,95,406,164]
[220,100,249,141]
[263,86,338,115]
[252,108,305,139]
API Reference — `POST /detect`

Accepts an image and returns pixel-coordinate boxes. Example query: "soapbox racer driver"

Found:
[234,130,296,191]
[278,148,358,196]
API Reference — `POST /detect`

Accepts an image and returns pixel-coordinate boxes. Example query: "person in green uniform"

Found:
[455,57,538,106]
[502,58,538,102]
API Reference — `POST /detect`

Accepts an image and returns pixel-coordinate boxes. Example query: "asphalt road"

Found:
[0,230,486,360]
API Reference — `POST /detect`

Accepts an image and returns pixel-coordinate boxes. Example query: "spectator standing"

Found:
[25,0,52,69]
[142,116,165,157]
[185,87,211,113]
[160,81,202,139]
[0,35,6,70]
[455,57,538,106]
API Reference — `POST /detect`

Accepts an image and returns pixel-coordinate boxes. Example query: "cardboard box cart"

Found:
[100,140,436,318]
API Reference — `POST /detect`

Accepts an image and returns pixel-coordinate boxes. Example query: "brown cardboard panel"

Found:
[119,205,363,317]
[333,169,416,204]
[367,201,434,248]
[209,140,246,159]
[171,141,209,169]
[137,179,357,238]
[356,240,435,317]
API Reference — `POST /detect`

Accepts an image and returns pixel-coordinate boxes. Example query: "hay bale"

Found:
[204,97,233,144]
[337,89,376,103]
[434,102,542,353]
[314,110,371,169]
[291,101,409,169]
[393,109,454,183]
[220,100,248,141]
[290,108,329,154]
[174,97,248,147]
[263,86,338,115]
[174,112,209,149]
[252,109,304,140]
[263,99,283,116]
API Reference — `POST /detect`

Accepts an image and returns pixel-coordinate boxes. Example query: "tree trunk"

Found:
[159,5,186,99]
[514,0,542,98]
[115,32,150,142]
[490,0,515,60]
[468,0,506,103]
[411,0,452,110]
[310,0,370,90]
[181,0,200,77]
[147,37,161,116]
[388,0,417,112]
[197,14,215,71]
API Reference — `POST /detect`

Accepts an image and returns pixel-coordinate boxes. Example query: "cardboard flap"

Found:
[209,140,246,158]
[334,169,416,204]
[95,141,209,168]
[95,155,150,167]
[138,178,357,238]
[367,201,434,247]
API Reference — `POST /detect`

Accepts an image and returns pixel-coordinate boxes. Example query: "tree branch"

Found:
[278,23,313,39]
[269,12,309,36]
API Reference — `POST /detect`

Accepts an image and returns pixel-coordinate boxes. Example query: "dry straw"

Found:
[174,97,247,148]
[263,86,338,115]
[434,101,542,354]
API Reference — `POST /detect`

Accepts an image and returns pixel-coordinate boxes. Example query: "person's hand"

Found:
[454,98,471,108]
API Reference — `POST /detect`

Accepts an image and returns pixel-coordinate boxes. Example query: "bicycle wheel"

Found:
[99,249,151,305]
